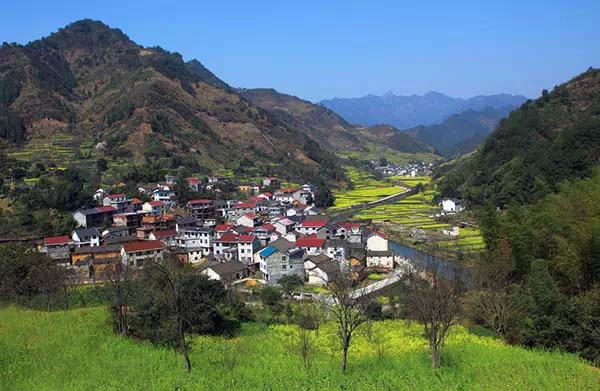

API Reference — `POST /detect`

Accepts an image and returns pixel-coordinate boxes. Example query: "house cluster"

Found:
[374,160,432,177]
[40,176,403,285]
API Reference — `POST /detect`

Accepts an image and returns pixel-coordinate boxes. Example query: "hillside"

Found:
[0,19,343,183]
[1,306,597,390]
[405,105,516,157]
[320,91,526,130]
[239,88,434,155]
[438,68,600,207]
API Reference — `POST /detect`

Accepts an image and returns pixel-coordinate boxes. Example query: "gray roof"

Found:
[306,253,331,265]
[176,216,197,226]
[367,250,394,257]
[271,238,295,252]
[106,235,139,244]
[74,228,100,238]
[206,261,248,276]
[325,239,348,248]
[315,260,341,277]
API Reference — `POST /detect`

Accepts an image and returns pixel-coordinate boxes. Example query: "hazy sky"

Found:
[2,1,599,101]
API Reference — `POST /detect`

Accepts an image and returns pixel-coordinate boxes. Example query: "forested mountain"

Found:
[240,88,433,154]
[436,69,600,364]
[320,91,526,129]
[0,19,344,183]
[438,68,600,207]
[406,105,516,157]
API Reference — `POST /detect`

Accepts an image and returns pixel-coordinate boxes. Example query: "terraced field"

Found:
[331,167,405,210]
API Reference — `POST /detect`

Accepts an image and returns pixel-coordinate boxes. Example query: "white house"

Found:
[304,254,340,286]
[202,261,249,283]
[235,213,261,228]
[295,237,325,256]
[142,201,166,215]
[257,245,304,284]
[72,228,101,248]
[176,226,213,259]
[296,220,327,236]
[441,198,464,214]
[366,231,396,269]
[121,240,164,267]
[212,233,258,265]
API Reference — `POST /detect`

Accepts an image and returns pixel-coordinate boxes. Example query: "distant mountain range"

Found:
[319,91,527,130]
[239,88,433,155]
[406,105,516,157]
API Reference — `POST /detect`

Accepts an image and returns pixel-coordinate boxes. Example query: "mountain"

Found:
[406,105,516,157]
[319,91,527,130]
[239,88,434,155]
[437,68,600,207]
[0,19,344,183]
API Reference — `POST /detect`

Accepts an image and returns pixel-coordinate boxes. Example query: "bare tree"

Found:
[150,257,192,373]
[400,254,462,369]
[103,260,132,337]
[324,269,368,373]
[294,328,316,373]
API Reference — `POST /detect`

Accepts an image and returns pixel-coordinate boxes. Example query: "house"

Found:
[112,212,144,229]
[253,223,276,246]
[273,217,295,235]
[185,199,216,221]
[102,226,131,241]
[258,192,273,201]
[93,188,107,202]
[212,233,258,265]
[72,206,116,228]
[365,231,396,269]
[40,235,71,264]
[142,201,166,215]
[442,226,460,237]
[325,239,349,260]
[121,240,164,267]
[102,193,130,213]
[136,214,176,238]
[201,261,249,283]
[176,226,213,259]
[72,228,101,248]
[236,213,260,228]
[257,245,304,284]
[295,237,325,256]
[296,220,327,236]
[214,224,235,239]
[71,244,121,273]
[175,216,198,231]
[185,177,202,192]
[238,183,260,194]
[151,184,175,207]
[149,228,178,246]
[274,188,298,204]
[130,198,143,212]
[262,176,281,189]
[441,198,464,213]
[233,202,257,216]
[305,256,340,286]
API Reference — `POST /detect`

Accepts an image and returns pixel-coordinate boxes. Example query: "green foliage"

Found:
[277,275,304,296]
[0,244,67,309]
[439,68,600,208]
[1,306,598,390]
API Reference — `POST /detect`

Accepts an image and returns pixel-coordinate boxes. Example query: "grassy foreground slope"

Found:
[1,307,598,390]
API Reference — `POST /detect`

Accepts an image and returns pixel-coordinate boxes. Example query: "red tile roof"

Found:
[296,237,325,248]
[301,220,327,228]
[244,212,257,219]
[96,206,117,213]
[266,176,279,180]
[341,222,361,230]
[131,198,143,204]
[152,229,177,238]
[215,233,255,243]
[370,231,388,239]
[215,224,234,232]
[277,188,298,194]
[123,240,164,253]
[261,223,276,231]
[148,201,165,207]
[185,177,200,184]
[260,192,273,197]
[44,235,69,245]
[106,193,126,199]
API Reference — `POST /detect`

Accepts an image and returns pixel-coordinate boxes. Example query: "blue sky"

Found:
[2,1,599,101]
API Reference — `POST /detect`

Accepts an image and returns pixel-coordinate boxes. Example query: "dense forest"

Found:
[438,68,600,364]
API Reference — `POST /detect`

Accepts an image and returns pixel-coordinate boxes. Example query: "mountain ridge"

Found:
[320,91,527,130]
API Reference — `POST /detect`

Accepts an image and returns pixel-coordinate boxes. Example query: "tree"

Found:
[325,268,368,373]
[96,158,108,172]
[278,275,304,296]
[400,254,463,368]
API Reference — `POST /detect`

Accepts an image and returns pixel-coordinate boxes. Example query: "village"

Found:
[39,174,427,292]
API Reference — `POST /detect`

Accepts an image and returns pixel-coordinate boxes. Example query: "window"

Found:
[282,265,287,270]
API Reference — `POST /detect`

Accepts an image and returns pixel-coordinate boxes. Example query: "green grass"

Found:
[0,306,597,390]
[338,145,438,165]
[331,167,405,210]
